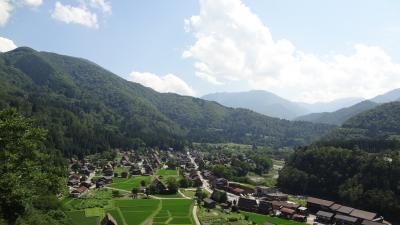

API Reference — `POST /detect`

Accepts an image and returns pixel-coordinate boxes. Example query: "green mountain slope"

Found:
[0,47,335,155]
[295,100,379,125]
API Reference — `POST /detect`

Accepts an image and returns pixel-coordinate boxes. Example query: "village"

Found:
[64,148,391,225]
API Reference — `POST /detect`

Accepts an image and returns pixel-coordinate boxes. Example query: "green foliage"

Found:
[0,47,335,156]
[278,146,400,222]
[211,190,227,203]
[166,177,179,194]
[0,109,66,223]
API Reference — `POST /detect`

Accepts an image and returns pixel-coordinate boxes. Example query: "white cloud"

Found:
[90,0,111,13]
[0,0,13,26]
[22,0,43,7]
[184,0,400,103]
[0,36,17,52]
[128,71,196,96]
[51,1,98,28]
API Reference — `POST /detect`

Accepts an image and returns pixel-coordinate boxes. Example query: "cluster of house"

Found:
[308,197,387,225]
[66,149,166,198]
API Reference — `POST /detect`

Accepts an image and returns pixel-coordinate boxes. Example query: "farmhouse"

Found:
[238,197,258,212]
[279,207,295,219]
[258,200,272,214]
[203,198,216,209]
[264,193,288,201]
[101,213,118,225]
[334,214,358,225]
[349,209,378,221]
[70,186,88,198]
[306,197,335,213]
[315,210,334,224]
[255,186,278,196]
[152,178,167,193]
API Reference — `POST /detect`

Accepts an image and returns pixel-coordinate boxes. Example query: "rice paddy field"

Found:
[63,198,194,225]
[108,176,152,191]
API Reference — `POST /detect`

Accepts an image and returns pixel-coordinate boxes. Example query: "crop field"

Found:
[63,197,194,225]
[108,176,152,191]
[156,169,178,176]
[152,199,194,225]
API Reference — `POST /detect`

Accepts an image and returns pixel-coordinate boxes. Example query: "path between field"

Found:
[150,195,186,200]
[192,205,201,225]
[104,187,130,193]
[178,189,191,199]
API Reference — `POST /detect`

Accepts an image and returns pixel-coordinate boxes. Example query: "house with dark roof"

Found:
[361,220,386,225]
[336,206,355,215]
[334,214,358,225]
[279,207,295,219]
[307,197,335,213]
[349,209,377,221]
[265,193,288,201]
[315,210,334,224]
[152,178,167,194]
[258,200,272,215]
[70,186,88,198]
[203,198,216,209]
[101,213,118,225]
[238,197,258,212]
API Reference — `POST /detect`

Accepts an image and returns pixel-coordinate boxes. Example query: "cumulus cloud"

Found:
[0,36,17,52]
[0,0,13,26]
[22,0,43,7]
[90,0,111,13]
[128,71,196,96]
[184,0,400,102]
[51,1,98,28]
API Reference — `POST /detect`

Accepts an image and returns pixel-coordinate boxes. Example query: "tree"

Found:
[0,109,66,223]
[131,187,139,199]
[166,177,178,194]
[179,177,192,188]
[140,180,146,187]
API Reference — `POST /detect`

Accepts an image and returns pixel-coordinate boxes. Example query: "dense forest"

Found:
[278,103,400,222]
[0,109,69,225]
[0,47,335,156]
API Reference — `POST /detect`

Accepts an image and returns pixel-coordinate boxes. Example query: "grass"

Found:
[63,191,194,225]
[108,176,152,191]
[66,211,99,225]
[154,193,183,198]
[156,169,178,176]
[84,207,104,217]
[180,189,197,198]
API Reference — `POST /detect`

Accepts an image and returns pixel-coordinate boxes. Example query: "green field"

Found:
[63,197,194,225]
[156,169,178,176]
[108,176,152,191]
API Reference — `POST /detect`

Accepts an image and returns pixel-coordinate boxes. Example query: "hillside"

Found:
[370,88,400,103]
[0,47,335,155]
[295,100,379,125]
[202,90,308,119]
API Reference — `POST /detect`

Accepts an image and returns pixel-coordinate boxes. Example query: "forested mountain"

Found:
[0,47,335,156]
[278,102,400,223]
[202,90,308,119]
[295,100,379,125]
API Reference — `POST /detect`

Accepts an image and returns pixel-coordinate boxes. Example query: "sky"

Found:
[1,0,400,103]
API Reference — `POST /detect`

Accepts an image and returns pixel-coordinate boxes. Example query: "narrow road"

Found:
[187,152,212,193]
[192,205,201,225]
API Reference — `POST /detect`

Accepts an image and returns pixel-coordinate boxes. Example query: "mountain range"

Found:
[0,47,336,156]
[203,89,400,124]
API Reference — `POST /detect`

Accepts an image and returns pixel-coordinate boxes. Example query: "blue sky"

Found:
[1,0,400,103]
